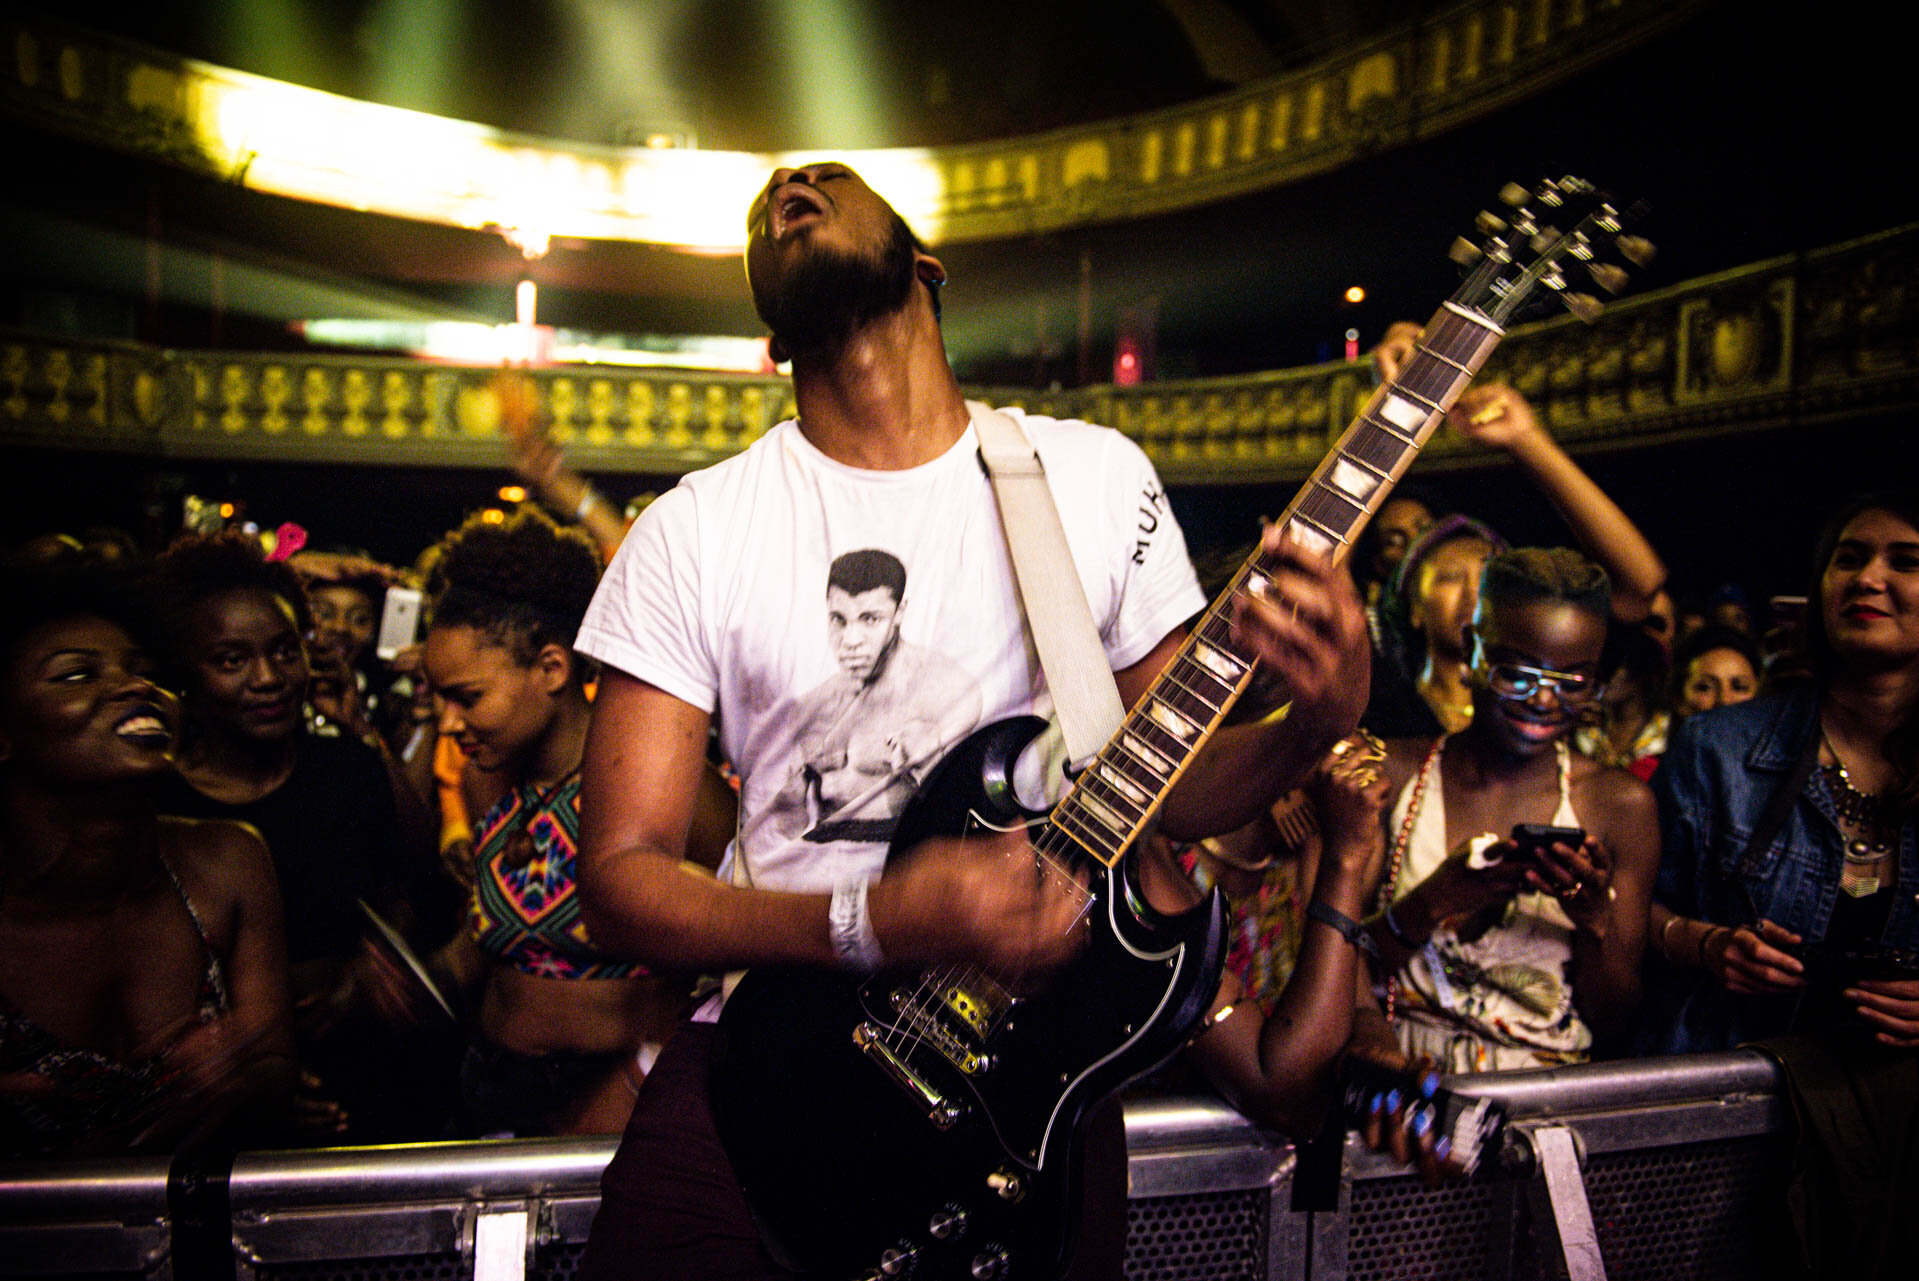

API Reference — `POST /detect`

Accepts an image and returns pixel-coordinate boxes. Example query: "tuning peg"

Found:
[1530,228,1562,254]
[1449,236,1483,266]
[1562,292,1603,323]
[1475,210,1508,236]
[1616,234,1656,267]
[1587,262,1630,294]
[1499,182,1530,207]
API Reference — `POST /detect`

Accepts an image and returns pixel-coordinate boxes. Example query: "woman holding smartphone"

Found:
[1346,547,1661,1073]
[1647,493,1919,1052]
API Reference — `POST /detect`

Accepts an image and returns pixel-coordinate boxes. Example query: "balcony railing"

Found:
[5,222,1913,485]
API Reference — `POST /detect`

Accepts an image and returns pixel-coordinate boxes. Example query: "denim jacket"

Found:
[1642,685,1919,1054]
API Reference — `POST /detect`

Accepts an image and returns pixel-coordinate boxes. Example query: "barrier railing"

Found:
[0,1050,1791,1281]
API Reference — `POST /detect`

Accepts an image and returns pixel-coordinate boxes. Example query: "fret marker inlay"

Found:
[1286,522,1335,556]
[1077,793,1125,834]
[1378,392,1431,433]
[1095,763,1149,806]
[1329,457,1381,502]
[1147,701,1198,741]
[1191,642,1245,683]
[1122,733,1173,776]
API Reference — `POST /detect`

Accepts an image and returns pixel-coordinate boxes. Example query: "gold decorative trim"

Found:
[5,224,1915,481]
[5,1,1702,248]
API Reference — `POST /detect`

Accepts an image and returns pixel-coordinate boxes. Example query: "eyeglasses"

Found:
[1480,659,1601,703]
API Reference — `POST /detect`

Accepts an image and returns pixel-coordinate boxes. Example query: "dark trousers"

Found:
[580,1022,1127,1280]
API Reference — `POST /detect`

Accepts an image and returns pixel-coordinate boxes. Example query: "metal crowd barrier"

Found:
[0,1051,1792,1281]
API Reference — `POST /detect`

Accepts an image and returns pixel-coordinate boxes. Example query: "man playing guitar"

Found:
[571,161,1374,1280]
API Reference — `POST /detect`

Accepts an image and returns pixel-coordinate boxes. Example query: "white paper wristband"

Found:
[829,877,887,972]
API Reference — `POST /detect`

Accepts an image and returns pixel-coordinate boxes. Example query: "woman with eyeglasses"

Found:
[1345,547,1661,1073]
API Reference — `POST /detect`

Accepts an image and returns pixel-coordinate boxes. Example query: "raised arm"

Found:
[1160,747,1391,1135]
[1375,321,1665,622]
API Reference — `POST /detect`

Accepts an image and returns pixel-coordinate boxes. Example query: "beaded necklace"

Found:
[1820,734,1894,897]
[1375,739,1443,1024]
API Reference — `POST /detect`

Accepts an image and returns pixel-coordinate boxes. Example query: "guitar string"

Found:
[867,296,1531,1082]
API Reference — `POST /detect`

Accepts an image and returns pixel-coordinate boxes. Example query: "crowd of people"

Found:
[1,162,1912,1280]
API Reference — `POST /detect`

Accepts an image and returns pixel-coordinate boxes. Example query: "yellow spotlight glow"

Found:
[155,49,952,252]
[219,502,236,518]
[499,485,528,503]
[1343,285,1367,304]
[480,508,506,525]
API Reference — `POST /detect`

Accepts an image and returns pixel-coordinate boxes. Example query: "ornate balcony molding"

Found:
[5,1,1701,248]
[5,224,1915,482]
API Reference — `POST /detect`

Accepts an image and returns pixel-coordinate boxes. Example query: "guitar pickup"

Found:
[854,1021,968,1129]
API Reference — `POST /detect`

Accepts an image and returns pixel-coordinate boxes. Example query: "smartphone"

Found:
[1510,823,1585,861]
[375,586,424,660]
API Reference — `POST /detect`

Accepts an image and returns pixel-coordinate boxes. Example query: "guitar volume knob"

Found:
[970,1246,1010,1280]
[928,1205,968,1240]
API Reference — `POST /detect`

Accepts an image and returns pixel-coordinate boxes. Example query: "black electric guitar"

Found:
[712,178,1649,1281]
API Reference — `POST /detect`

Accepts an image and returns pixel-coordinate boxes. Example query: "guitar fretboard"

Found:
[1041,302,1504,869]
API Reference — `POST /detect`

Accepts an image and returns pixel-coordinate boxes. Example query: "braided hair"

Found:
[1478,546,1612,622]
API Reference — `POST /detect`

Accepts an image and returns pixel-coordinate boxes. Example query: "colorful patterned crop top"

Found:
[468,771,642,980]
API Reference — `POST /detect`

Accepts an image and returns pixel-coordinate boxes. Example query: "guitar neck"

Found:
[1044,302,1505,869]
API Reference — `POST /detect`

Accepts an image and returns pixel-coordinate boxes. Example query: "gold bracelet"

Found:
[1195,975,1246,1036]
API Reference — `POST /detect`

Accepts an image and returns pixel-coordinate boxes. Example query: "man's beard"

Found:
[755,217,918,358]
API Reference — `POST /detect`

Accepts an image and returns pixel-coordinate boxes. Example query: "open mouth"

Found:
[770,185,826,238]
[114,705,173,746]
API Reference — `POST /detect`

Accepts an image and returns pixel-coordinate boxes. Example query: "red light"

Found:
[1114,339,1142,386]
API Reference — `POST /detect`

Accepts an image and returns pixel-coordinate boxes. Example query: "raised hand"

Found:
[1447,383,1547,452]
[1230,522,1371,730]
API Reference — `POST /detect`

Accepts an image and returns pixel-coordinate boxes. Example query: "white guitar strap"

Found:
[971,402,1126,768]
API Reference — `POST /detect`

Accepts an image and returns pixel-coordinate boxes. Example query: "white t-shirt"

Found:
[576,403,1205,898]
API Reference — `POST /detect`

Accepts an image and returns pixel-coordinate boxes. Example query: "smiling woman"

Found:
[1642,495,1919,1274]
[1347,547,1662,1074]
[151,531,443,1143]
[0,565,293,1156]
[1647,492,1919,1052]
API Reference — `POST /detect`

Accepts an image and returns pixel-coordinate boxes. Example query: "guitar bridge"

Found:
[854,1021,967,1129]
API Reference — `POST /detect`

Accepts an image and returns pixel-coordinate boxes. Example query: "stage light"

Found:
[480,509,506,525]
[499,486,527,504]
[1344,285,1366,305]
[161,40,947,252]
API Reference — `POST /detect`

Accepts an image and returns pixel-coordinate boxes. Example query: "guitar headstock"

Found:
[1447,176,1651,327]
